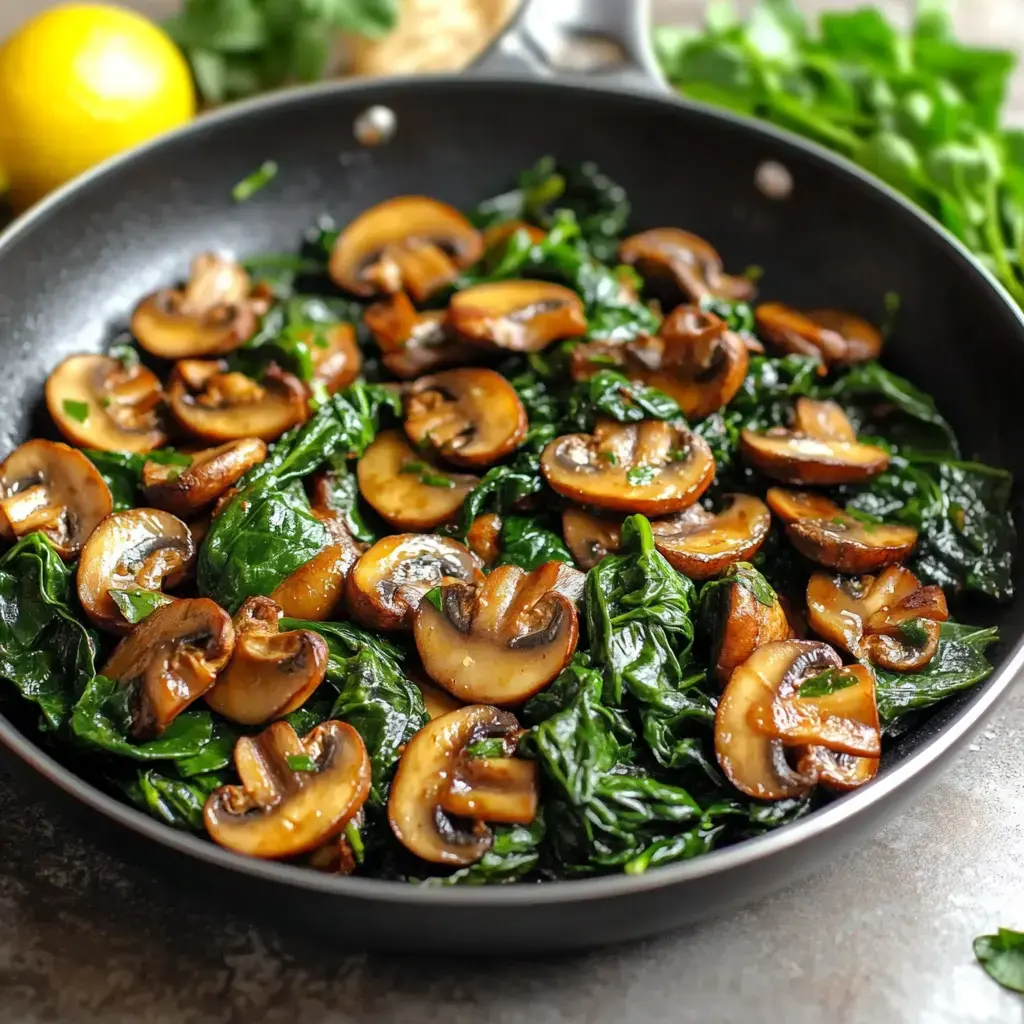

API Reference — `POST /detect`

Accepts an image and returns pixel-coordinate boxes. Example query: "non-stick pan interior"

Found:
[0,76,1021,879]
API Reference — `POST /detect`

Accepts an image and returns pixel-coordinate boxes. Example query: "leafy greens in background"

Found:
[656,0,1024,306]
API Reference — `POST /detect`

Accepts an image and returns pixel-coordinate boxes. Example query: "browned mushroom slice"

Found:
[102,598,234,738]
[46,354,167,453]
[449,280,587,353]
[306,324,362,395]
[346,533,484,631]
[701,563,793,687]
[413,563,579,705]
[0,440,112,559]
[168,359,307,442]
[651,494,771,580]
[269,509,363,621]
[142,438,266,517]
[561,507,622,570]
[440,755,539,824]
[328,196,482,299]
[541,419,715,516]
[404,368,528,468]
[364,292,480,380]
[205,720,371,859]
[357,429,477,530]
[748,662,882,758]
[619,228,755,303]
[413,672,463,720]
[466,512,503,565]
[388,705,526,865]
[807,566,948,672]
[795,746,879,792]
[766,487,919,574]
[756,303,882,368]
[205,597,328,725]
[77,509,195,633]
[741,401,889,486]
[132,253,258,359]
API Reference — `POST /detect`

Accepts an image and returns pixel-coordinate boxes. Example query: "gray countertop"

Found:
[3,1,1024,1021]
[2,690,1023,1023]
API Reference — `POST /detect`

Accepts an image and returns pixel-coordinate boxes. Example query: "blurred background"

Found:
[2,0,1024,300]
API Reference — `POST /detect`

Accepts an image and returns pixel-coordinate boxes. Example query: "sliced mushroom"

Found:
[466,512,503,565]
[329,196,482,300]
[388,705,525,865]
[715,639,878,800]
[364,292,479,380]
[404,368,528,468]
[439,755,539,824]
[795,746,879,792]
[346,533,484,631]
[205,597,328,725]
[541,419,715,515]
[766,487,919,573]
[168,359,307,442]
[700,562,792,687]
[77,509,195,633]
[619,228,755,304]
[807,566,949,672]
[357,429,478,530]
[46,354,167,453]
[305,323,362,395]
[572,305,749,420]
[481,220,546,250]
[756,303,882,368]
[741,398,889,485]
[448,280,587,353]
[561,507,622,570]
[131,253,258,359]
[102,598,234,738]
[412,670,463,720]
[651,494,771,580]
[142,438,266,517]
[413,563,579,705]
[205,720,371,859]
[0,439,112,559]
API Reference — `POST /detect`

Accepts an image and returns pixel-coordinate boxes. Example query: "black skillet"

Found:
[0,0,1023,954]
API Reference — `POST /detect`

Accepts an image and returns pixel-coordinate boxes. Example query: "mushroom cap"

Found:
[142,438,267,518]
[702,563,793,687]
[465,512,503,565]
[46,354,167,453]
[652,494,771,580]
[413,563,580,705]
[439,755,539,824]
[205,597,329,725]
[756,302,882,367]
[387,704,522,865]
[404,368,528,468]
[0,439,113,559]
[356,429,478,530]
[541,419,715,516]
[101,598,235,738]
[328,196,482,298]
[364,292,479,380]
[306,323,362,395]
[807,567,948,672]
[131,253,258,359]
[619,227,755,303]
[168,359,308,443]
[448,280,587,353]
[205,720,371,859]
[795,746,879,792]
[77,508,195,634]
[346,533,484,631]
[561,507,622,570]
[715,639,840,800]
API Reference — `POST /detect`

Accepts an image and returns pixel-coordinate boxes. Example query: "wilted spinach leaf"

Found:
[84,448,192,512]
[109,588,173,625]
[429,817,546,886]
[495,515,573,570]
[123,769,222,831]
[974,927,1024,993]
[459,451,546,534]
[565,370,681,431]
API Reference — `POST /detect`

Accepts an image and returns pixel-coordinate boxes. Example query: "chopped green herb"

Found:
[587,353,622,367]
[626,465,657,486]
[897,618,933,647]
[286,754,318,773]
[232,161,278,202]
[974,928,1024,993]
[109,589,174,625]
[601,450,619,465]
[345,819,365,864]
[61,399,90,424]
[799,668,858,699]
[400,461,454,489]
[108,341,140,371]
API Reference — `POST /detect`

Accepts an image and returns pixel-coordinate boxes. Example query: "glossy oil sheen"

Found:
[0,78,1023,952]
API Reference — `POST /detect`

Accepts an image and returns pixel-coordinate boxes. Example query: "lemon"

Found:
[0,4,196,210]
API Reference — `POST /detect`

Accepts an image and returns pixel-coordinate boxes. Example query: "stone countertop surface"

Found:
[3,1,1024,1022]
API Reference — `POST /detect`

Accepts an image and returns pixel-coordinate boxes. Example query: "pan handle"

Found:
[468,0,667,95]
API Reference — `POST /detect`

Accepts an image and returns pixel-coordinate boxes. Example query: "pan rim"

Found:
[1,73,1023,907]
